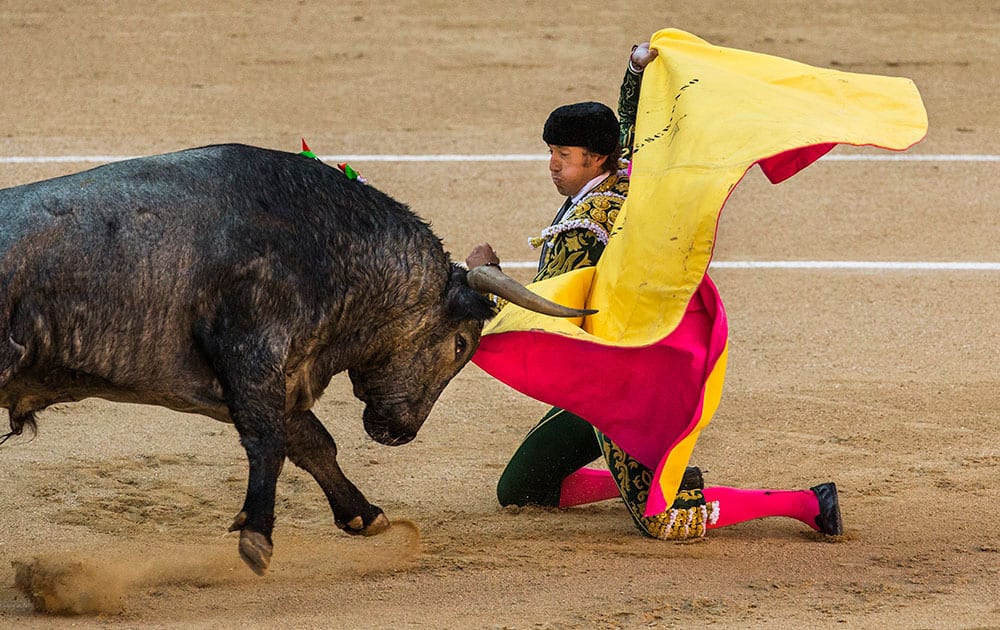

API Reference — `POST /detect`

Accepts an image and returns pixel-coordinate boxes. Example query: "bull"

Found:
[0,144,590,574]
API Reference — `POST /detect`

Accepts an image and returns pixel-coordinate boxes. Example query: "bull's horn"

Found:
[466,264,597,318]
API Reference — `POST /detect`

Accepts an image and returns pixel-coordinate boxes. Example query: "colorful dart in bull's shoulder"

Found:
[301,138,367,183]
[337,162,367,184]
[299,138,319,160]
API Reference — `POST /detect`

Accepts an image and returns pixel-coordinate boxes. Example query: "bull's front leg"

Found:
[286,410,390,536]
[197,325,288,576]
[226,406,285,576]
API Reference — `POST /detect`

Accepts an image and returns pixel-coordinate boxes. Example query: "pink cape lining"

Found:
[473,275,728,477]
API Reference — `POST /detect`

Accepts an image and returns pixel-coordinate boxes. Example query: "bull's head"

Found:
[350,264,593,446]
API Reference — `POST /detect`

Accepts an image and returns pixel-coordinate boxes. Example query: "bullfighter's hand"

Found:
[466,242,501,269]
[630,41,658,72]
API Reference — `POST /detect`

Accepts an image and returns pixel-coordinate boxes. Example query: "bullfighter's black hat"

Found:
[542,101,619,156]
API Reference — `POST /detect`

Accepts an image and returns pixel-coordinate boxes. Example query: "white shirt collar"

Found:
[570,173,611,204]
[556,173,611,223]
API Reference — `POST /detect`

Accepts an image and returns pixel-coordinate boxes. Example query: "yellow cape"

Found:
[484,28,927,344]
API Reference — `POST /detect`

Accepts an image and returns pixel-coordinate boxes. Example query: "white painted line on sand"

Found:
[0,155,141,164]
[498,260,1000,271]
[3,154,993,271]
[821,154,1000,162]
[1,153,998,164]
[709,260,1000,270]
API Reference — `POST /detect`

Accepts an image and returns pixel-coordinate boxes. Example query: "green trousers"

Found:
[497,407,601,507]
[497,406,708,538]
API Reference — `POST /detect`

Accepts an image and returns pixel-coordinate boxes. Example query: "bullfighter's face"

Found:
[547,144,610,197]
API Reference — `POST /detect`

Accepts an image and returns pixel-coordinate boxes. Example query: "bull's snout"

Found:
[362,407,418,446]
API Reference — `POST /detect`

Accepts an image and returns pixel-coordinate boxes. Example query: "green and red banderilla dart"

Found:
[300,138,367,184]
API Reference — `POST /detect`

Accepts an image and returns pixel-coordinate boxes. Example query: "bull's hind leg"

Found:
[286,410,390,536]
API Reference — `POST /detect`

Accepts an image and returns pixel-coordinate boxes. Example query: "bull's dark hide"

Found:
[0,144,496,574]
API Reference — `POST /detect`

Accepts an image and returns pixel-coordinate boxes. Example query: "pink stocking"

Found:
[702,486,821,530]
[559,468,621,507]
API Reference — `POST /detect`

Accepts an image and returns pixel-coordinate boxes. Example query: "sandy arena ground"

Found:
[0,1,997,628]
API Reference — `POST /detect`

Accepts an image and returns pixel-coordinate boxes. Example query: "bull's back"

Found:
[0,146,320,408]
[0,148,231,263]
[1,143,436,275]
[0,144,447,415]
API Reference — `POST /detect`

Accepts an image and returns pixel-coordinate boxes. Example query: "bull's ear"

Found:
[447,264,498,321]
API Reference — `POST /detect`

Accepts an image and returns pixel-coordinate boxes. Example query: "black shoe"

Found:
[679,466,704,491]
[810,482,843,536]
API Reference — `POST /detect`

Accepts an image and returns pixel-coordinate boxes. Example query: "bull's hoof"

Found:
[355,512,391,536]
[238,530,273,576]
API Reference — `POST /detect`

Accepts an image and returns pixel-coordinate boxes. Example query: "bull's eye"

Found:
[455,334,468,359]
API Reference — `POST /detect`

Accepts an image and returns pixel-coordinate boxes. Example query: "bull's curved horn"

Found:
[466,265,597,318]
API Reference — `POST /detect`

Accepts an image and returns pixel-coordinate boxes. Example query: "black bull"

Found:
[0,144,590,574]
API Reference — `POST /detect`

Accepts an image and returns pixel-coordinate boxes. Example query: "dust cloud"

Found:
[12,546,244,616]
[10,518,423,616]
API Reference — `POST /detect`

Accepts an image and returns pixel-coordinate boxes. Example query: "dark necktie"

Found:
[538,197,574,273]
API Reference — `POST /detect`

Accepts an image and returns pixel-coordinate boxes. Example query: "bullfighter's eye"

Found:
[455,334,468,358]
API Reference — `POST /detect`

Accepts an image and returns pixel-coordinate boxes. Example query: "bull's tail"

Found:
[0,290,25,389]
[0,328,23,399]
[0,334,25,388]
[0,409,36,446]
[0,304,32,444]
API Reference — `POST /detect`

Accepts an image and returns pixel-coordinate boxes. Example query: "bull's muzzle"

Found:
[363,407,417,446]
